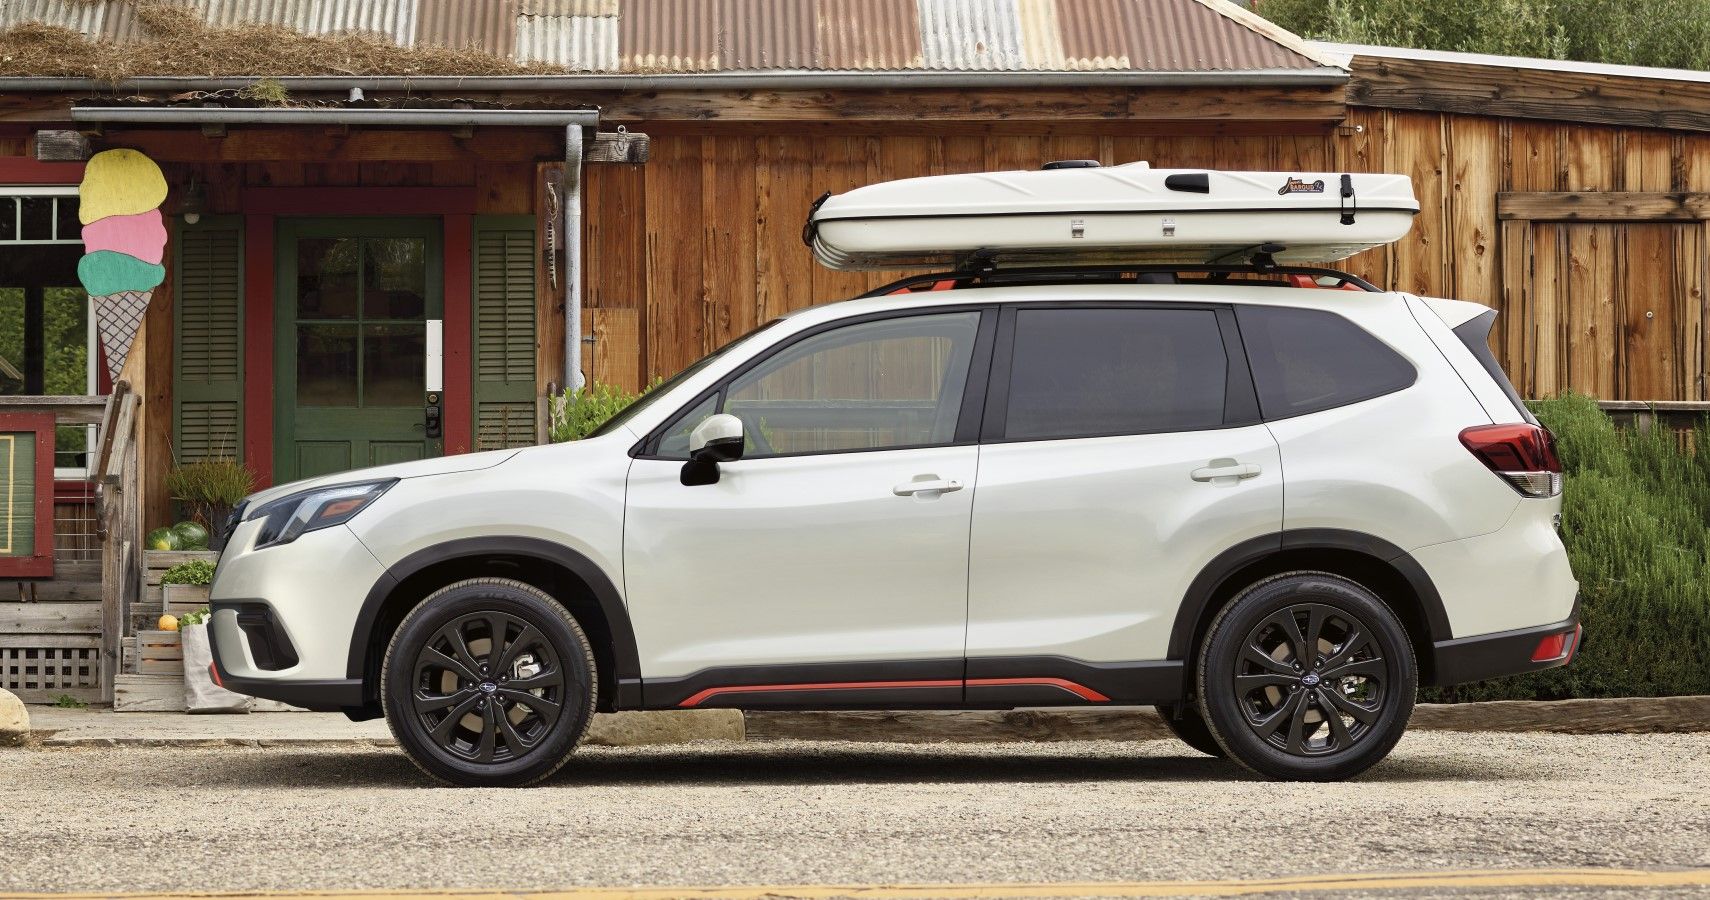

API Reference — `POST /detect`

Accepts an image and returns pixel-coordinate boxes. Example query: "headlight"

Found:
[245,479,396,550]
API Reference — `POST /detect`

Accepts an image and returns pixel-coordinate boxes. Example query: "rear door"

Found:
[964,303,1283,704]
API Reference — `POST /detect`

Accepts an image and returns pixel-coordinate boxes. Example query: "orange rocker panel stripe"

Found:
[678,677,1110,708]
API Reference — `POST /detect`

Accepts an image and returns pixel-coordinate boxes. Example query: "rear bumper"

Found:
[1427,602,1581,686]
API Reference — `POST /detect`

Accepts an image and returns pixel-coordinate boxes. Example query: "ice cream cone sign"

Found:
[77,149,169,384]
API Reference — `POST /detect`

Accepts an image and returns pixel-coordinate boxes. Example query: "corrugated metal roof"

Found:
[1,0,1335,75]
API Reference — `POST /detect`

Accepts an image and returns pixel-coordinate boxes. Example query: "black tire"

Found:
[382,578,597,787]
[1196,571,1416,781]
[1153,704,1226,757]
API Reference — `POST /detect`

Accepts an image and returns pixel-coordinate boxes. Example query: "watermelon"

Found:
[172,521,210,550]
[144,526,181,551]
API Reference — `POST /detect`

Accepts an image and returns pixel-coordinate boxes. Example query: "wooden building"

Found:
[2,0,1709,702]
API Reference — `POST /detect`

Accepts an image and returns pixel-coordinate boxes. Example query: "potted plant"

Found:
[165,458,256,540]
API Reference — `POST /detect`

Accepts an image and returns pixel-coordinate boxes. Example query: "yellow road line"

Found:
[5,868,1710,900]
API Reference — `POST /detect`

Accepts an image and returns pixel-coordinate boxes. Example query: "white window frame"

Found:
[0,185,98,477]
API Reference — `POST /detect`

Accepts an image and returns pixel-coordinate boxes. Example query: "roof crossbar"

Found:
[860,264,1382,298]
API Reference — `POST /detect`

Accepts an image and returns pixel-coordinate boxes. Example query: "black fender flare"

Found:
[346,536,642,701]
[1166,528,1452,660]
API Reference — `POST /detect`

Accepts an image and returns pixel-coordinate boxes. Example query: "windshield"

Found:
[585,318,783,439]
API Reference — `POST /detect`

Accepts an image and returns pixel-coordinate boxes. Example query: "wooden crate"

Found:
[161,584,211,616]
[0,633,102,704]
[125,629,182,676]
[143,550,218,611]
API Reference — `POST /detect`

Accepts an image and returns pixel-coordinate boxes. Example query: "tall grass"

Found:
[1426,393,1710,701]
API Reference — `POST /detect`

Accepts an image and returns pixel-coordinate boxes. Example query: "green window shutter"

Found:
[173,219,243,463]
[472,216,538,450]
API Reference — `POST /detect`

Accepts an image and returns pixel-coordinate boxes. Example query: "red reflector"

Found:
[209,662,224,688]
[1532,631,1571,662]
[1460,423,1563,473]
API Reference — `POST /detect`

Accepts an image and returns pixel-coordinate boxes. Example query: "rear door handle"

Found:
[1191,461,1261,482]
[893,477,964,497]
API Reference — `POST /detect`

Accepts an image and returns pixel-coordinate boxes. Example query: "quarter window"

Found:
[1236,305,1416,420]
[1002,307,1228,440]
[686,311,981,458]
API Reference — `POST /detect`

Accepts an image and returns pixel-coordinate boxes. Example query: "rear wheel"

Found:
[1153,704,1225,757]
[1196,572,1416,781]
[382,578,597,787]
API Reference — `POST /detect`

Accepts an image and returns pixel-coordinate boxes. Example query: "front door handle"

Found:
[1191,460,1261,482]
[893,476,964,497]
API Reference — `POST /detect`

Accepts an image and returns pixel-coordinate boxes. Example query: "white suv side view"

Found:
[207,264,1579,786]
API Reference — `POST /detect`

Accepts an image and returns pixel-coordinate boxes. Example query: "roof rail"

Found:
[860,264,1381,298]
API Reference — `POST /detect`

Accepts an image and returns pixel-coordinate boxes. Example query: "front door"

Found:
[274,219,442,482]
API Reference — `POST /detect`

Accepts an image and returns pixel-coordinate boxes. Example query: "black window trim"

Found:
[980,301,1263,445]
[1232,303,1419,423]
[633,304,1000,461]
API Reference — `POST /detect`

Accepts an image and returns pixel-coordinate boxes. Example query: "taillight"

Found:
[1460,423,1563,498]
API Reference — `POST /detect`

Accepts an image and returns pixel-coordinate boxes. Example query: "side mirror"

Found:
[681,413,744,486]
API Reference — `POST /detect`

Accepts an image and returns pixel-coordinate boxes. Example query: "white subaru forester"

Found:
[208,262,1579,786]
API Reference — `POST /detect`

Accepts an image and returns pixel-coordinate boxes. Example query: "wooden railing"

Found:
[0,383,138,704]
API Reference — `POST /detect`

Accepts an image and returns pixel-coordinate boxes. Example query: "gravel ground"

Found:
[2,732,1708,897]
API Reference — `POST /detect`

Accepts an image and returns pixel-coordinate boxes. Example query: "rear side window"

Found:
[1453,309,1538,425]
[1003,307,1228,440]
[1237,305,1416,420]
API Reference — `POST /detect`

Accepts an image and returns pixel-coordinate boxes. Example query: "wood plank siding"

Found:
[577,113,1710,406]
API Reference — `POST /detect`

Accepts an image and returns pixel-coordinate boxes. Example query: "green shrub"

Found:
[166,458,256,530]
[548,379,660,442]
[161,560,216,586]
[1424,392,1710,701]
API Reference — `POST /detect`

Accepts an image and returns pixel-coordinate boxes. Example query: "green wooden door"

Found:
[274,219,443,482]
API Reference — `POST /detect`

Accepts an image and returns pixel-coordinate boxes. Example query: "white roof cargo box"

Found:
[806,162,1418,271]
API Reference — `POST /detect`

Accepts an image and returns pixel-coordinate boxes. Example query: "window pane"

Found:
[55,196,81,242]
[19,197,54,242]
[297,324,358,406]
[297,238,359,319]
[1005,308,1227,440]
[1236,306,1416,420]
[364,238,426,319]
[41,288,88,396]
[0,199,15,241]
[656,393,719,460]
[362,324,424,407]
[724,312,980,457]
[0,289,22,394]
[55,424,88,470]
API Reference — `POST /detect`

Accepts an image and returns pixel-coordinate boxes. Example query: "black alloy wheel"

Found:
[1197,572,1416,781]
[383,578,596,787]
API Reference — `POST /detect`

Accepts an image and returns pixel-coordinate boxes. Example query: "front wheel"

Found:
[1196,572,1416,781]
[382,578,597,787]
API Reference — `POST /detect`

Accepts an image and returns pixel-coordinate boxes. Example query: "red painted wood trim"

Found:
[442,213,473,455]
[0,158,85,184]
[240,187,477,216]
[53,480,95,502]
[677,677,1110,708]
[0,413,57,577]
[243,214,275,488]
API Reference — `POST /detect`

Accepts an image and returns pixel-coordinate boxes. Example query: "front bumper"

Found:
[1427,601,1581,686]
[207,603,365,711]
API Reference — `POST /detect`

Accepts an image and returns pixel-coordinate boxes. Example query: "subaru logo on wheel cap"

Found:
[1302,673,1321,687]
[479,682,498,693]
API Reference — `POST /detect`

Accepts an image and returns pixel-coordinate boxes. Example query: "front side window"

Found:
[670,311,980,459]
[1236,305,1416,420]
[1002,307,1228,440]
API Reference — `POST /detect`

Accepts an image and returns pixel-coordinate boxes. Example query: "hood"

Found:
[240,448,521,510]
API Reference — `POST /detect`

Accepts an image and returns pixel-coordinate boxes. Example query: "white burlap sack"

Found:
[181,623,250,714]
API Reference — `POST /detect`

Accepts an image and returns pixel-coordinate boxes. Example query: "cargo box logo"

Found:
[1278,177,1327,195]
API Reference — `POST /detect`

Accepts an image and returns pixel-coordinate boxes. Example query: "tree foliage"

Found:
[1257,0,1710,70]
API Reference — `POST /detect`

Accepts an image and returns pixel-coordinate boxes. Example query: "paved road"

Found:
[2,732,1707,897]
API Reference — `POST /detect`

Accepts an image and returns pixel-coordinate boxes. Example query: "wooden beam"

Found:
[1497,191,1710,222]
[587,130,649,164]
[0,601,103,634]
[0,394,107,426]
[1350,55,1710,133]
[100,127,565,163]
[33,129,90,161]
